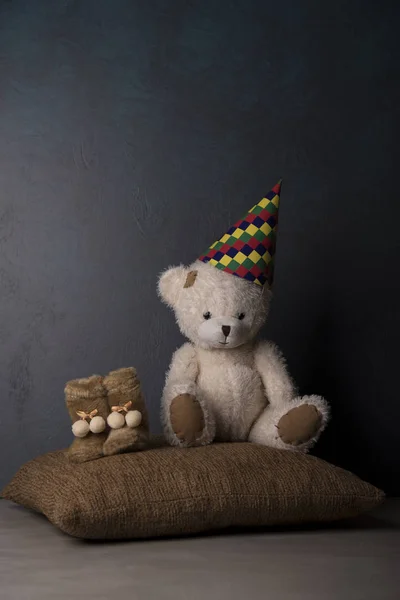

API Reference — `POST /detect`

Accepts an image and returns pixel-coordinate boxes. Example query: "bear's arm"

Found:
[163,342,199,399]
[254,341,298,407]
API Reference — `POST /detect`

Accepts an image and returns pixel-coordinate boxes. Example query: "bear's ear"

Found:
[158,265,197,307]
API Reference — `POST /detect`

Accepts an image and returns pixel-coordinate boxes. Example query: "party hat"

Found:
[198,180,281,286]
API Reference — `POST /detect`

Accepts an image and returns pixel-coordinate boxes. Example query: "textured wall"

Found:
[0,0,399,493]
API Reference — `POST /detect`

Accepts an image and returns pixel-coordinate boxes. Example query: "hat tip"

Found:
[272,179,282,194]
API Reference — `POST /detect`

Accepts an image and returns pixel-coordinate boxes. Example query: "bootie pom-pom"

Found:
[107,412,125,429]
[72,420,90,438]
[89,415,106,433]
[125,410,142,428]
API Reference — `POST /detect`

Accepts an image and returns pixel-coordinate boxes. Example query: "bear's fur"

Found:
[158,260,329,451]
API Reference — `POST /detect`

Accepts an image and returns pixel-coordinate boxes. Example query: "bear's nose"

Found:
[222,325,231,337]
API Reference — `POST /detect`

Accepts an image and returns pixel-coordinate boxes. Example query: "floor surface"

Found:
[1,499,399,600]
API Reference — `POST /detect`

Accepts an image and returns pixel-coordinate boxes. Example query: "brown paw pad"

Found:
[170,394,205,445]
[277,404,322,446]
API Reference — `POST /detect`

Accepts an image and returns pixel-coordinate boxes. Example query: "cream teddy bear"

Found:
[158,181,329,451]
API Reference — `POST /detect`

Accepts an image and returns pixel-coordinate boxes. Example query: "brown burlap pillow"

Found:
[2,443,383,539]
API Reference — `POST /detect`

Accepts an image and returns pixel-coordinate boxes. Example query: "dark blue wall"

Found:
[0,0,399,493]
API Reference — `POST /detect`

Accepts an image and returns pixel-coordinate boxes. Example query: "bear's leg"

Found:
[248,395,329,452]
[162,388,216,447]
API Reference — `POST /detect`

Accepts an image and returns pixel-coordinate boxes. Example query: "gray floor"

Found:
[1,500,399,600]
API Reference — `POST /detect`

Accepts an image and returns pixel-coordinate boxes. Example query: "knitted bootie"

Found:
[65,375,108,463]
[102,367,149,456]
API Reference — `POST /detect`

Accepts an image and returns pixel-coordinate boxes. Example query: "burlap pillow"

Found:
[2,443,383,539]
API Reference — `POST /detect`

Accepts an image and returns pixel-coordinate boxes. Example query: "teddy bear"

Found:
[158,181,329,451]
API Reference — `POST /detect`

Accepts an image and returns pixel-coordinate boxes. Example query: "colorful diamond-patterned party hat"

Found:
[198,180,281,286]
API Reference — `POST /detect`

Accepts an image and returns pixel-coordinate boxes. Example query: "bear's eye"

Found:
[237,313,245,320]
[203,311,212,320]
